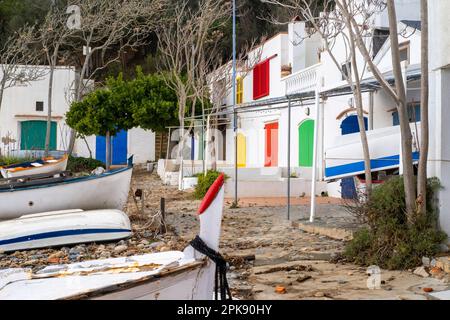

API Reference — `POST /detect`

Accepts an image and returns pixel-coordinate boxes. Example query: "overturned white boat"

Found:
[0,154,69,179]
[0,160,133,221]
[0,209,131,252]
[0,174,228,300]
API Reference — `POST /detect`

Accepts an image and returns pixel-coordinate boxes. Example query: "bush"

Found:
[67,156,105,173]
[194,170,227,199]
[344,176,447,270]
[0,156,33,167]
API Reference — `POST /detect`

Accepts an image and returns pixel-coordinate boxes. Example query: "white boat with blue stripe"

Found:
[0,158,133,221]
[0,209,131,252]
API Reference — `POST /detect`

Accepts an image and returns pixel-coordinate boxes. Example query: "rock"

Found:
[114,245,128,253]
[314,291,325,297]
[149,241,164,249]
[140,239,150,245]
[0,254,6,259]
[100,251,111,259]
[96,245,106,251]
[159,246,169,252]
[137,244,145,249]
[49,251,64,259]
[118,240,126,246]
[296,275,312,283]
[413,266,430,278]
[439,244,449,253]
[48,257,60,264]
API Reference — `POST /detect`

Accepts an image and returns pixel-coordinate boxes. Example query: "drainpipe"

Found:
[309,88,321,223]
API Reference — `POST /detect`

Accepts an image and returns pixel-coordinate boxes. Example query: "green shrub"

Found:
[0,156,33,166]
[344,176,447,270]
[194,170,227,199]
[67,156,105,173]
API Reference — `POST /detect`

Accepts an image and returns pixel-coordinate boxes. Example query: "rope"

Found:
[189,235,232,300]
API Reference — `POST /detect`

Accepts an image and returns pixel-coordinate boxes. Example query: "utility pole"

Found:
[232,0,238,207]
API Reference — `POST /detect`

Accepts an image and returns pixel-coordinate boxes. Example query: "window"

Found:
[372,29,390,58]
[392,103,421,126]
[341,61,351,81]
[36,101,44,112]
[253,60,270,100]
[236,77,243,104]
[399,42,410,64]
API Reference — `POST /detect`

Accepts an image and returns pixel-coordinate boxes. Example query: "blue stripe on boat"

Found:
[0,228,131,246]
[325,152,420,179]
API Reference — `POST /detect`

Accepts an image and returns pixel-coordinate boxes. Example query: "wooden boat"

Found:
[0,209,131,252]
[0,154,69,179]
[0,159,133,221]
[0,174,226,300]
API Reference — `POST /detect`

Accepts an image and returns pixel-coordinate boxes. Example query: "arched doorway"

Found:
[298,119,314,167]
[237,133,246,168]
[340,114,368,135]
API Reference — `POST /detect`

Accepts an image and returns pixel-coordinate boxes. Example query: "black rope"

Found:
[189,235,232,300]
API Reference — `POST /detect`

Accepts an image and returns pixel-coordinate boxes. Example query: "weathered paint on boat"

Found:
[0,166,133,220]
[0,209,131,252]
[0,155,68,179]
[0,174,226,300]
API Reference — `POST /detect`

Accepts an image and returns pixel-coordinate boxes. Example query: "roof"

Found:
[401,20,421,31]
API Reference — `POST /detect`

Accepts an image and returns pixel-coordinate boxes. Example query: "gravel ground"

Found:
[1,167,449,300]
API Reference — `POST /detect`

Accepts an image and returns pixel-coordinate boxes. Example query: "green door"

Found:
[298,119,314,167]
[21,120,57,150]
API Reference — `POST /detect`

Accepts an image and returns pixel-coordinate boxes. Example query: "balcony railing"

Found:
[283,63,320,96]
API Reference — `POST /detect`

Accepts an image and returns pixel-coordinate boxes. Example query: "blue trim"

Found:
[0,158,133,193]
[0,228,131,246]
[325,152,419,179]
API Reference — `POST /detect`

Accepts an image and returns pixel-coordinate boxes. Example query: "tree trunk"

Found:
[387,0,417,221]
[417,0,429,215]
[347,13,373,198]
[105,131,111,171]
[44,66,55,157]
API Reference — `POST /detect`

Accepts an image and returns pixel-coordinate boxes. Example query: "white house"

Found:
[159,0,424,198]
[0,65,156,165]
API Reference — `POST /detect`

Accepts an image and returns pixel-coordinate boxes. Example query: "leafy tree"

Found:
[66,82,135,170]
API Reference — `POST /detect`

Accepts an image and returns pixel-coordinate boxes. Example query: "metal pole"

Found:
[309,90,320,223]
[287,98,291,220]
[232,0,238,206]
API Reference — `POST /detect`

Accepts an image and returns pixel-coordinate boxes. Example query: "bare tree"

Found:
[157,0,231,189]
[263,0,379,197]
[38,5,77,156]
[417,0,428,215]
[0,26,46,112]
[64,0,167,161]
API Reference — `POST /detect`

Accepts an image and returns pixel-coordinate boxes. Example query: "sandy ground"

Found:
[127,169,450,300]
[0,168,448,299]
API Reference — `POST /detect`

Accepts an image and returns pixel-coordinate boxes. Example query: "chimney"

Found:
[288,16,307,73]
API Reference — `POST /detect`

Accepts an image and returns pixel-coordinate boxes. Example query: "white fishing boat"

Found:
[0,209,131,252]
[0,159,133,221]
[0,154,69,179]
[0,174,227,300]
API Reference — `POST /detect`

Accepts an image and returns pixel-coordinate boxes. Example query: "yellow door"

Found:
[237,133,246,168]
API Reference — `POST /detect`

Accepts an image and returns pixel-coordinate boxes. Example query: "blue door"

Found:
[96,130,128,165]
[341,177,357,199]
[340,115,368,135]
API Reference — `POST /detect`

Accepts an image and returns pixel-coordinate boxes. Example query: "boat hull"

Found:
[0,209,131,252]
[1,155,68,179]
[0,167,133,220]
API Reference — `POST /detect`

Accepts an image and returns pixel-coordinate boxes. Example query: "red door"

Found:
[264,122,278,167]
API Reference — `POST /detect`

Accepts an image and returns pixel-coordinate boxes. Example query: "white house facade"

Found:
[0,65,156,165]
